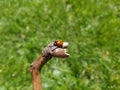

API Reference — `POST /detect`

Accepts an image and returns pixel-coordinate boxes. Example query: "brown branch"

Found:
[30,53,52,90]
[30,41,69,90]
[31,69,42,90]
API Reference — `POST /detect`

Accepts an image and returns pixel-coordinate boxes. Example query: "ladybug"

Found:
[54,40,63,47]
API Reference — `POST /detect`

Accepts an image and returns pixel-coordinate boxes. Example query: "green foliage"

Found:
[0,0,120,90]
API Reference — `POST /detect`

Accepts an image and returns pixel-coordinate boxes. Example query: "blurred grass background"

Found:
[0,0,120,90]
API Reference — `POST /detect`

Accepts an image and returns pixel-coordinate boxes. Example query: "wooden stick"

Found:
[30,41,69,90]
[30,54,52,90]
[31,69,42,90]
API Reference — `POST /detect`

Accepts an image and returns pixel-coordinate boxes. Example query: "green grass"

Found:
[0,0,120,90]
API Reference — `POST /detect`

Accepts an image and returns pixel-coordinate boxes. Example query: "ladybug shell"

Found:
[57,40,63,47]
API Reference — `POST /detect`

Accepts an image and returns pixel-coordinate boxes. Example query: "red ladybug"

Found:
[54,40,63,47]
